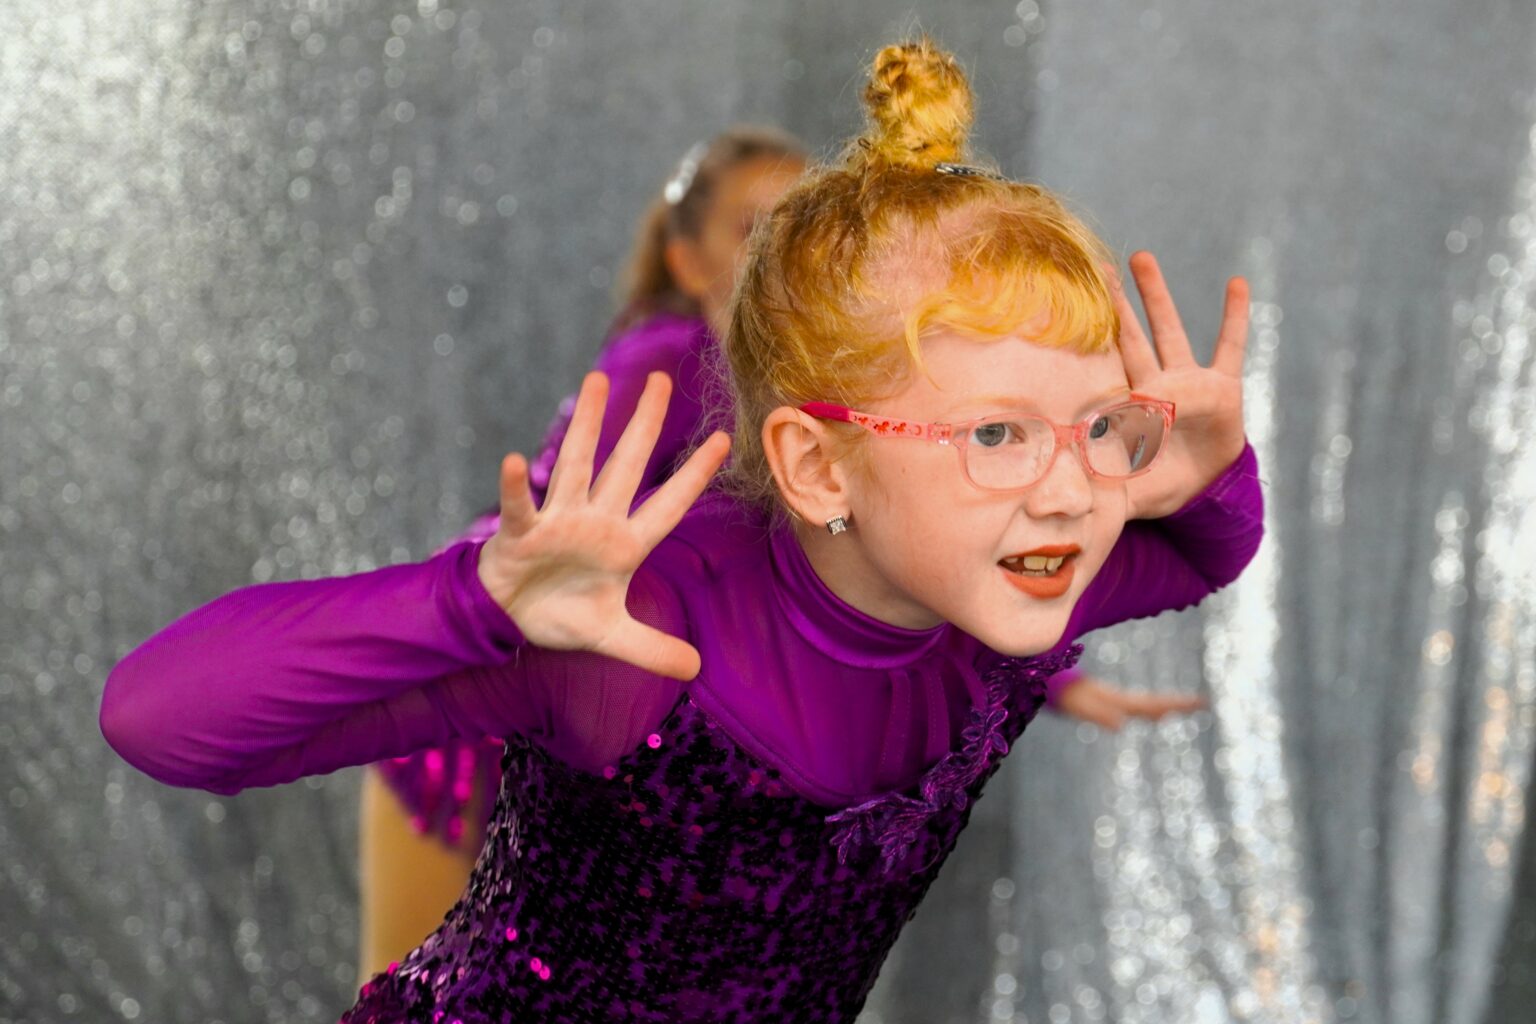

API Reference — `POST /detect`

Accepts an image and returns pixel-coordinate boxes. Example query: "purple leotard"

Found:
[372,311,1086,848]
[101,437,1262,1021]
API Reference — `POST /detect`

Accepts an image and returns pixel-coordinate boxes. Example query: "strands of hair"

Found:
[720,37,1120,514]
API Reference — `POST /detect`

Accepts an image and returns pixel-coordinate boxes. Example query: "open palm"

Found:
[1114,251,1251,519]
[476,371,731,681]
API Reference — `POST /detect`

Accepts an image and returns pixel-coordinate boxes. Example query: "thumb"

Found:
[596,616,703,682]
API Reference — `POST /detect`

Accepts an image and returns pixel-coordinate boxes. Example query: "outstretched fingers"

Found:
[1128,251,1196,369]
[591,372,673,510]
[630,431,732,547]
[1211,276,1252,378]
[1111,267,1161,385]
[544,372,610,507]
[497,452,538,538]
[1115,690,1208,721]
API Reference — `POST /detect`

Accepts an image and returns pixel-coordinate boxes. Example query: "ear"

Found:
[762,407,853,523]
[663,236,710,302]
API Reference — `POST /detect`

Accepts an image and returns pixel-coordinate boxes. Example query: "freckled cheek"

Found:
[1090,482,1129,519]
[914,514,1008,601]
[1074,518,1125,590]
[870,501,949,576]
[861,447,994,552]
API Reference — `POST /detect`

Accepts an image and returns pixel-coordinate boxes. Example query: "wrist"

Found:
[1044,667,1086,709]
[1167,439,1255,517]
[450,538,525,655]
[474,536,521,619]
[1131,436,1251,520]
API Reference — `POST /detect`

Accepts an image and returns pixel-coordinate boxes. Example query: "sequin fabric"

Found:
[342,646,1083,1023]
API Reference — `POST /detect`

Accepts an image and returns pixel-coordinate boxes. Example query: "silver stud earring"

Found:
[825,515,850,536]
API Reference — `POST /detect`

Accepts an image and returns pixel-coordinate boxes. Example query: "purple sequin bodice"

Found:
[344,646,1082,1023]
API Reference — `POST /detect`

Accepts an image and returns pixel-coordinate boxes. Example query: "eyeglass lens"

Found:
[963,404,1167,489]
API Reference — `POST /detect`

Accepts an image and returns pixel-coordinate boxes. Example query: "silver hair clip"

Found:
[933,161,1006,181]
[664,141,711,205]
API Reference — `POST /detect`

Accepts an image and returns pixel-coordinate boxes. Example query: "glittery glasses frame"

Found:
[798,395,1177,492]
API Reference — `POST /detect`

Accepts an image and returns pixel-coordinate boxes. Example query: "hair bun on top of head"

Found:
[859,38,975,170]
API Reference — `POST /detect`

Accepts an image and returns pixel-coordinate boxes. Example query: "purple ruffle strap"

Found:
[825,644,1085,873]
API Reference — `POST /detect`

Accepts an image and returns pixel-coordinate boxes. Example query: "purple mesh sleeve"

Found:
[100,541,686,795]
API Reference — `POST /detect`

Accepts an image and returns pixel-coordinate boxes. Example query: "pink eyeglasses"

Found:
[798,395,1176,492]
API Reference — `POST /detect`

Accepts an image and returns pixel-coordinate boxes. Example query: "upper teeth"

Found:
[1006,554,1066,572]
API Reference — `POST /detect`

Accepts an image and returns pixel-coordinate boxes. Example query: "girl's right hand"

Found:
[476,371,730,682]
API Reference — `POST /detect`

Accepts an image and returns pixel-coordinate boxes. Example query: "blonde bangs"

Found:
[903,262,1118,360]
[894,201,1119,370]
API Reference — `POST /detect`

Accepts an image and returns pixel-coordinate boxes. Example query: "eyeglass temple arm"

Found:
[798,403,953,442]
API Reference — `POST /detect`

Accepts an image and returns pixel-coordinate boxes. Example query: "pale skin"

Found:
[664,153,808,338]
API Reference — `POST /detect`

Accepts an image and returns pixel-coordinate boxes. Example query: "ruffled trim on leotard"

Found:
[824,643,1084,873]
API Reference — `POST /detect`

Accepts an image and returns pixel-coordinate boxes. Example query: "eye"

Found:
[1087,415,1112,440]
[970,421,1021,448]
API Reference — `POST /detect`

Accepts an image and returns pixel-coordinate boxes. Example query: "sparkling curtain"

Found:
[2,3,1532,1022]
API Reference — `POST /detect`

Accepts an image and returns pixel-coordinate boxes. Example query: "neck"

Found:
[789,517,945,631]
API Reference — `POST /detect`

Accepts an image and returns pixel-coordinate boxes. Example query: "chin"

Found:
[966,611,1070,659]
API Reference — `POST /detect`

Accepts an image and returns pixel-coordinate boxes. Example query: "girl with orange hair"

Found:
[104,39,1261,1022]
[359,121,1198,983]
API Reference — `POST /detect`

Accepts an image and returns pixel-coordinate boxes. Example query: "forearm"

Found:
[1151,441,1263,589]
[100,540,524,791]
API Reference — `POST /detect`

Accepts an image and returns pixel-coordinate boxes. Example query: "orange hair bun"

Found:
[859,39,974,169]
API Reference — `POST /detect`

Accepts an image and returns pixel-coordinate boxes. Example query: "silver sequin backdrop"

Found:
[2,2,1534,1022]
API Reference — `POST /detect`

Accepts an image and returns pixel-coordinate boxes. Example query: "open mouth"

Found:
[998,552,1073,577]
[997,546,1080,598]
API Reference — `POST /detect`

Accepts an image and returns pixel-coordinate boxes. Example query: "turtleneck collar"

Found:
[768,520,952,670]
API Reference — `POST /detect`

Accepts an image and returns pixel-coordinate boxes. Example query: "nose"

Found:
[1022,442,1094,519]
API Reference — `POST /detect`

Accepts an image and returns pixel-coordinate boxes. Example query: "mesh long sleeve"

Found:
[101,539,688,794]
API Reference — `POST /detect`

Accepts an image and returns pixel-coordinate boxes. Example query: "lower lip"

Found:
[1000,557,1076,599]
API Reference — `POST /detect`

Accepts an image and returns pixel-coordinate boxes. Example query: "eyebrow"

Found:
[945,385,1133,420]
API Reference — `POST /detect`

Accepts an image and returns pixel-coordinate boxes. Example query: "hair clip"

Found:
[933,161,1006,181]
[664,141,711,205]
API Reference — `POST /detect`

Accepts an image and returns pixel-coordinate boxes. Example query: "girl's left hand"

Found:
[1113,251,1251,519]
[1053,673,1208,731]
